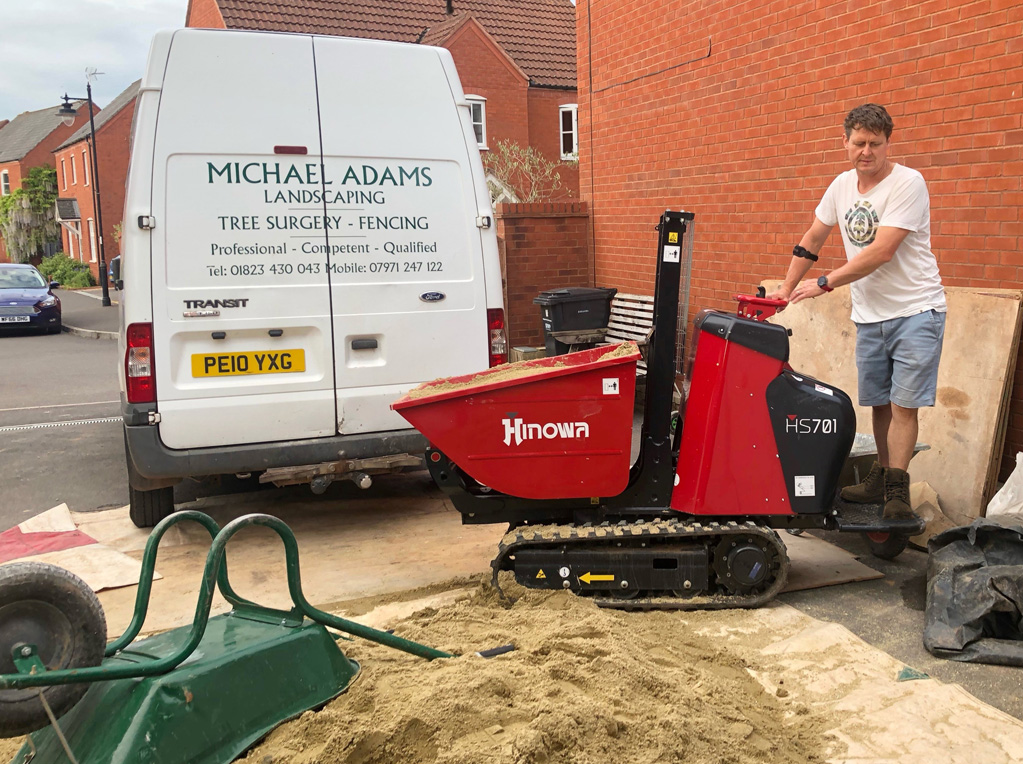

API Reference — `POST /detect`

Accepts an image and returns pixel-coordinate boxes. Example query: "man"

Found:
[769,103,946,520]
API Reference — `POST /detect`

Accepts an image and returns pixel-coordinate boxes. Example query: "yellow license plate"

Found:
[191,349,306,377]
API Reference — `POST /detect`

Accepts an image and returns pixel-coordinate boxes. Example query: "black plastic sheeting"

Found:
[925,520,1023,666]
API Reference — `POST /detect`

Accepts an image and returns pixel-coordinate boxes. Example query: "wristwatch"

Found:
[817,275,834,293]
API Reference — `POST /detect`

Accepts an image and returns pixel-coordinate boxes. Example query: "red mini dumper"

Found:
[393,211,924,610]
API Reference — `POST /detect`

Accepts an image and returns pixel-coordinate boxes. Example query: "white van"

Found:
[118,28,506,527]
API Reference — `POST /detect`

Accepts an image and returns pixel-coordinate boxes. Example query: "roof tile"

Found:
[216,0,576,87]
[0,102,86,164]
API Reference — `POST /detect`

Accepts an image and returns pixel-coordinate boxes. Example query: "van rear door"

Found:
[313,38,491,434]
[150,30,337,449]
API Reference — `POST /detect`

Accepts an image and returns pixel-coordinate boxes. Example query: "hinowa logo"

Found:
[502,417,590,446]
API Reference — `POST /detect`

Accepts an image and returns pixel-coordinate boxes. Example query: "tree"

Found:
[0,166,60,263]
[483,140,567,204]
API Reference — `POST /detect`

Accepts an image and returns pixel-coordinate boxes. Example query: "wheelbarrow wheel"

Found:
[0,562,107,737]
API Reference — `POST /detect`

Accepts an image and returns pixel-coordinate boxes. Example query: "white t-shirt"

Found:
[815,163,946,324]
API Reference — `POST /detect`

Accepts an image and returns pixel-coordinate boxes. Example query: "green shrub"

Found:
[38,254,96,288]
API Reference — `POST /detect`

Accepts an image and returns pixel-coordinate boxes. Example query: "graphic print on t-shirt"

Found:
[844,200,879,248]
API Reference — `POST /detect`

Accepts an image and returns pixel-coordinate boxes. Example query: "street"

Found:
[0,330,125,531]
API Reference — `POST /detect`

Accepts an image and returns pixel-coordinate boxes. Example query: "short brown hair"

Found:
[844,103,893,139]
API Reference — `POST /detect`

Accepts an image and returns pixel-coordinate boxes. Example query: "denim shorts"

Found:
[855,309,946,408]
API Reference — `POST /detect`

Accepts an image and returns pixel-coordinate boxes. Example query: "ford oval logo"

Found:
[420,292,446,303]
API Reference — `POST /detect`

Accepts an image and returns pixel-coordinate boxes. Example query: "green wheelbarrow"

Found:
[0,511,460,764]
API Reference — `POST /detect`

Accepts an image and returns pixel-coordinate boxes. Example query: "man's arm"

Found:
[789,226,910,303]
[766,218,834,300]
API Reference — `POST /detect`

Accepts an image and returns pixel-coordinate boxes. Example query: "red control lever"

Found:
[734,294,787,322]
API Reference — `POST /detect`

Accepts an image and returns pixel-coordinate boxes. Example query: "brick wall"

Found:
[444,20,579,199]
[496,201,591,346]
[186,0,226,28]
[527,87,580,199]
[51,99,135,280]
[445,22,532,154]
[54,142,96,269]
[0,161,22,262]
[95,99,135,268]
[577,0,1023,479]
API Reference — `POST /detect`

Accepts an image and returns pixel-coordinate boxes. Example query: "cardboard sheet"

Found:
[69,485,882,638]
[0,504,157,592]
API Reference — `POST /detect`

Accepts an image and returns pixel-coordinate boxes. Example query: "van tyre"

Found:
[128,484,175,528]
[0,562,107,736]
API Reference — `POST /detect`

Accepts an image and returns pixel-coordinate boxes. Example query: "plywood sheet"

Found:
[764,285,1023,526]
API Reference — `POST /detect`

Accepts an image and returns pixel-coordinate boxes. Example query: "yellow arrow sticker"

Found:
[579,572,615,584]
[536,570,546,579]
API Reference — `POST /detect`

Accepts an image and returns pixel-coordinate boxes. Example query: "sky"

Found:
[0,0,184,119]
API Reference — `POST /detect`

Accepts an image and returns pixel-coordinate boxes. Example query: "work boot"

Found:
[883,467,914,520]
[840,461,885,504]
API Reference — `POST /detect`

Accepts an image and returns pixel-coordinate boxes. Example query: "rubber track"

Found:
[491,518,790,611]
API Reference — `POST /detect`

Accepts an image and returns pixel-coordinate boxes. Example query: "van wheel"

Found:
[0,562,107,736]
[128,485,175,528]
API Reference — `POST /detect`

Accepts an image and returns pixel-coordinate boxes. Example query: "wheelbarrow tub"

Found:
[392,343,641,499]
[12,611,359,764]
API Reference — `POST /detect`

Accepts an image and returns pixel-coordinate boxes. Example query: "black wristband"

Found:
[793,245,819,262]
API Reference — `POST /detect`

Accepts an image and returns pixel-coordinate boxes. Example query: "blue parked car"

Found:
[0,263,62,334]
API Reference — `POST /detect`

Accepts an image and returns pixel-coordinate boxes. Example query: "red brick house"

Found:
[184,0,579,197]
[52,80,140,281]
[576,0,1023,475]
[0,102,95,262]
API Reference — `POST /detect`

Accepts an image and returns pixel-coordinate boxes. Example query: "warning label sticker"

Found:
[663,245,680,263]
[794,475,816,497]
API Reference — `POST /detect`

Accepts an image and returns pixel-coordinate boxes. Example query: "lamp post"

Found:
[57,78,110,307]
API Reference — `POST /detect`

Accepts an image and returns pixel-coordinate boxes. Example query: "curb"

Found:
[62,324,117,342]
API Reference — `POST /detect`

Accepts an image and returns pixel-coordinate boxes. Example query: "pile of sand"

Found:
[240,579,838,764]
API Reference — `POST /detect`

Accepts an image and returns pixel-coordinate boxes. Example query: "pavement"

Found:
[58,286,119,340]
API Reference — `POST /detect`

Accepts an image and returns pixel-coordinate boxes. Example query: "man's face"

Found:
[843,127,889,177]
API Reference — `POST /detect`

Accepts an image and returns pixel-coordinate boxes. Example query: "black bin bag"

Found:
[925,520,1023,666]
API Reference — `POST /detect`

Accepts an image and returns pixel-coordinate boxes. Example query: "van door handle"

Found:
[211,332,226,340]
[268,329,283,337]
[351,339,378,350]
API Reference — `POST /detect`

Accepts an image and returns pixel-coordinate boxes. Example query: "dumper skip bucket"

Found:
[392,343,641,499]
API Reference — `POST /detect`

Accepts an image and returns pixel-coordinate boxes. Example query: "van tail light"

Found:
[487,308,508,367]
[126,322,156,404]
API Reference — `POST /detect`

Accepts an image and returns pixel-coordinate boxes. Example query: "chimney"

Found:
[446,0,453,14]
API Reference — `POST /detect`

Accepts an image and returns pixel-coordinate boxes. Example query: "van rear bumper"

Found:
[124,422,429,484]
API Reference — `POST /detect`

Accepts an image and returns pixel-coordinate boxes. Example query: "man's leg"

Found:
[882,311,944,519]
[842,322,893,504]
[872,404,893,467]
[887,403,918,471]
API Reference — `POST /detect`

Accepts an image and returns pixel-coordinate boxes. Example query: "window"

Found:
[0,171,9,196]
[559,104,578,160]
[71,155,77,185]
[67,224,77,260]
[88,219,97,263]
[82,150,89,186]
[61,159,67,190]
[466,96,487,149]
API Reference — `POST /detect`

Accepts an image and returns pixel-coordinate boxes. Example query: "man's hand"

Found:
[789,279,825,304]
[765,285,792,301]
